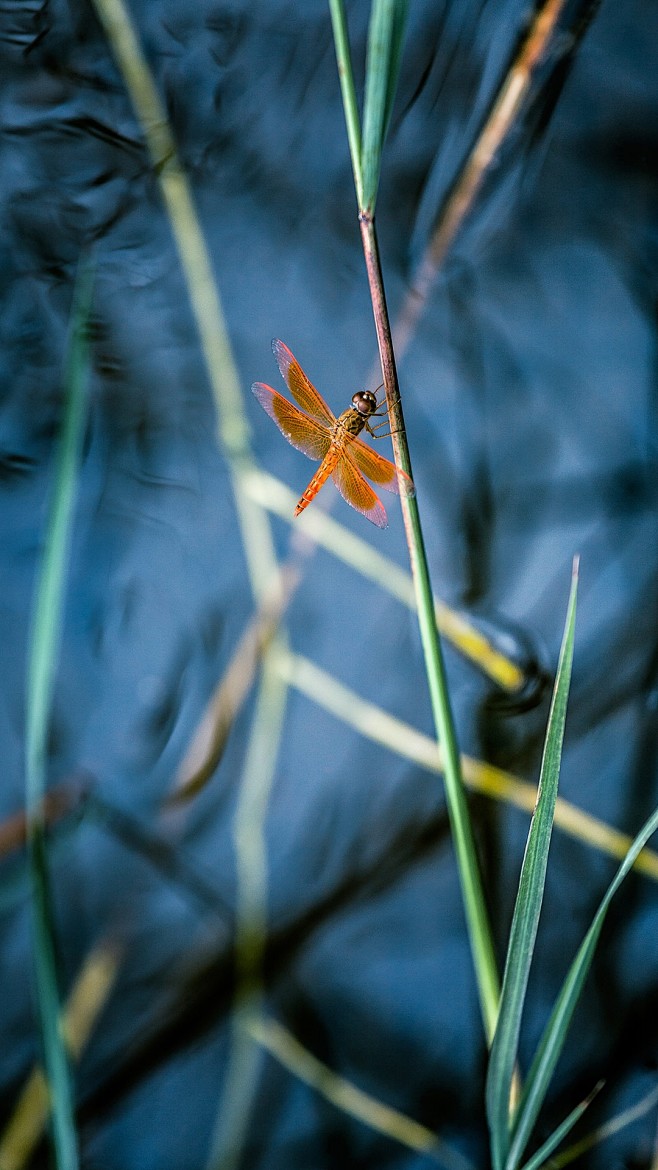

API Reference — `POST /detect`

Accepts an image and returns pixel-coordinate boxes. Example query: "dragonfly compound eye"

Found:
[352,391,377,416]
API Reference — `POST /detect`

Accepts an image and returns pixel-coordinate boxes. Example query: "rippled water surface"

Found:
[1,2,657,1168]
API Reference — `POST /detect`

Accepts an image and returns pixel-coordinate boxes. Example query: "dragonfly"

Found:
[252,339,415,528]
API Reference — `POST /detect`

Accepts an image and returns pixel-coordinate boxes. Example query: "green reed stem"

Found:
[328,0,499,1043]
[25,259,93,1170]
[358,214,499,1041]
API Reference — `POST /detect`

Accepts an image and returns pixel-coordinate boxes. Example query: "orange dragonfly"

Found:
[252,340,415,528]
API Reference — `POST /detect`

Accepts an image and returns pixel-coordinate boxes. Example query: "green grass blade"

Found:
[518,1083,603,1170]
[486,563,579,1170]
[381,0,408,139]
[547,1082,658,1169]
[361,0,408,213]
[25,258,94,1170]
[328,0,364,209]
[507,802,658,1169]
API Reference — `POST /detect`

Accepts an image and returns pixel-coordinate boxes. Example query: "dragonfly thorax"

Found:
[351,390,378,416]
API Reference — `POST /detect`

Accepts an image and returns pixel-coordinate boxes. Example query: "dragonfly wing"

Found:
[272,339,335,424]
[331,450,388,528]
[349,435,415,497]
[252,383,331,461]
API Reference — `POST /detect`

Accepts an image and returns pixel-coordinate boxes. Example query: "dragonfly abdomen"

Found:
[294,411,364,516]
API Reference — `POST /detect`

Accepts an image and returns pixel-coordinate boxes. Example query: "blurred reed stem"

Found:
[171,563,301,803]
[24,260,93,1170]
[248,1015,471,1170]
[548,1082,658,1169]
[277,650,658,881]
[206,656,288,1170]
[89,6,293,1166]
[92,0,278,603]
[0,942,120,1170]
[392,0,568,360]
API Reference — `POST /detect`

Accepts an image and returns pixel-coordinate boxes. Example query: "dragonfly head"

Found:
[351,390,378,417]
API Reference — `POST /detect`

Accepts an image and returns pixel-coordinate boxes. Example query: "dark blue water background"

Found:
[1,1,657,1167]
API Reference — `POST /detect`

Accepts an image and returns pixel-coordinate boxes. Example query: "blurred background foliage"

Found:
[0,1,657,1168]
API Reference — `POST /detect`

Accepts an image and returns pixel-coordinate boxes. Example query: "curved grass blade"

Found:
[361,0,408,213]
[506,802,658,1170]
[547,1081,658,1169]
[518,1081,603,1170]
[26,257,94,1170]
[486,562,579,1170]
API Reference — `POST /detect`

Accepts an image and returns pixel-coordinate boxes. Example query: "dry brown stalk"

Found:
[169,561,302,804]
[392,0,567,362]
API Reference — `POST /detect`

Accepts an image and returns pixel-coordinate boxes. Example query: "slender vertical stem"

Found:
[206,654,288,1170]
[25,262,93,1170]
[359,211,500,1042]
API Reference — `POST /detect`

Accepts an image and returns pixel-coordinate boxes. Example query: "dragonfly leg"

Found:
[365,420,401,439]
[373,392,401,414]
[366,392,403,437]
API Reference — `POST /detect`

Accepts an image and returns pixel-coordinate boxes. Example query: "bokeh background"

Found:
[1,1,657,1167]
